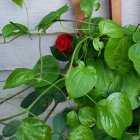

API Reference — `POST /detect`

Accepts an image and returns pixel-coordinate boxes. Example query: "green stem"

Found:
[39,33,43,78]
[86,94,98,106]
[0,86,31,105]
[55,19,98,26]
[0,112,26,122]
[27,78,65,111]
[0,35,22,44]
[23,0,30,28]
[67,37,89,76]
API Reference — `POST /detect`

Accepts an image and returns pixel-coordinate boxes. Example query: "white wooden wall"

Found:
[0,0,140,135]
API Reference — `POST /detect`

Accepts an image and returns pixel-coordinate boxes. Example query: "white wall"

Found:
[0,0,140,136]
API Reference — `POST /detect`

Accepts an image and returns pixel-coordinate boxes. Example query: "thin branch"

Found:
[0,35,22,44]
[0,86,31,105]
[39,33,43,78]
[55,19,98,26]
[0,112,25,122]
[44,101,58,122]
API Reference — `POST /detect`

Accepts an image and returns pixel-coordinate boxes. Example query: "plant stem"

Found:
[86,94,98,105]
[39,33,43,78]
[44,101,58,122]
[0,122,17,129]
[27,78,65,111]
[0,112,26,122]
[0,35,22,44]
[67,37,89,76]
[55,19,98,26]
[0,86,31,105]
[23,0,30,28]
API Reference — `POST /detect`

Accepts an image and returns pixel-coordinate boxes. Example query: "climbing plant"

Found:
[0,0,140,139]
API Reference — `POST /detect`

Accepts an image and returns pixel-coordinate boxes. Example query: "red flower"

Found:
[55,34,73,52]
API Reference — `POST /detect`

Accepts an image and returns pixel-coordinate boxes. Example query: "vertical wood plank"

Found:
[72,0,85,29]
[110,0,122,25]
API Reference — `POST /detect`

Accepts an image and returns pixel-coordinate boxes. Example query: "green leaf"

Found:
[104,36,132,74]
[79,0,94,18]
[133,32,140,43]
[4,68,34,89]
[78,107,96,127]
[93,37,104,55]
[68,125,95,140]
[20,91,53,116]
[93,126,113,140]
[80,17,103,35]
[66,64,97,99]
[2,22,28,38]
[51,46,72,61]
[9,137,17,140]
[16,118,51,140]
[121,71,140,109]
[52,134,64,140]
[53,92,66,103]
[129,43,140,76]
[37,5,68,30]
[53,113,66,133]
[93,0,100,11]
[99,19,124,38]
[2,120,20,137]
[87,59,122,98]
[97,92,132,138]
[28,55,60,88]
[123,24,139,35]
[118,134,133,140]
[12,0,23,8]
[66,111,80,128]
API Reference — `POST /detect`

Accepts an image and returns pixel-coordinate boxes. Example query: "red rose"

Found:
[55,34,73,52]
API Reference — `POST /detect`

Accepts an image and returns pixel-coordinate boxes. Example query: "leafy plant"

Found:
[0,1,140,140]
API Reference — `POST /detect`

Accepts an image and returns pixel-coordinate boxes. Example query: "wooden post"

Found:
[110,0,122,25]
[72,0,85,30]
[72,0,122,27]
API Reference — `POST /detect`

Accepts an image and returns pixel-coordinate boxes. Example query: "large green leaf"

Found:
[20,91,53,116]
[37,5,68,30]
[133,32,140,43]
[78,107,96,127]
[87,59,122,98]
[121,71,140,109]
[4,68,34,89]
[66,111,80,129]
[79,0,100,18]
[16,118,51,140]
[66,64,97,99]
[99,19,124,38]
[28,55,60,88]
[12,0,23,8]
[104,36,132,74]
[79,0,94,18]
[2,22,28,38]
[97,92,132,138]
[2,120,20,137]
[128,43,140,76]
[53,113,66,133]
[68,125,95,140]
